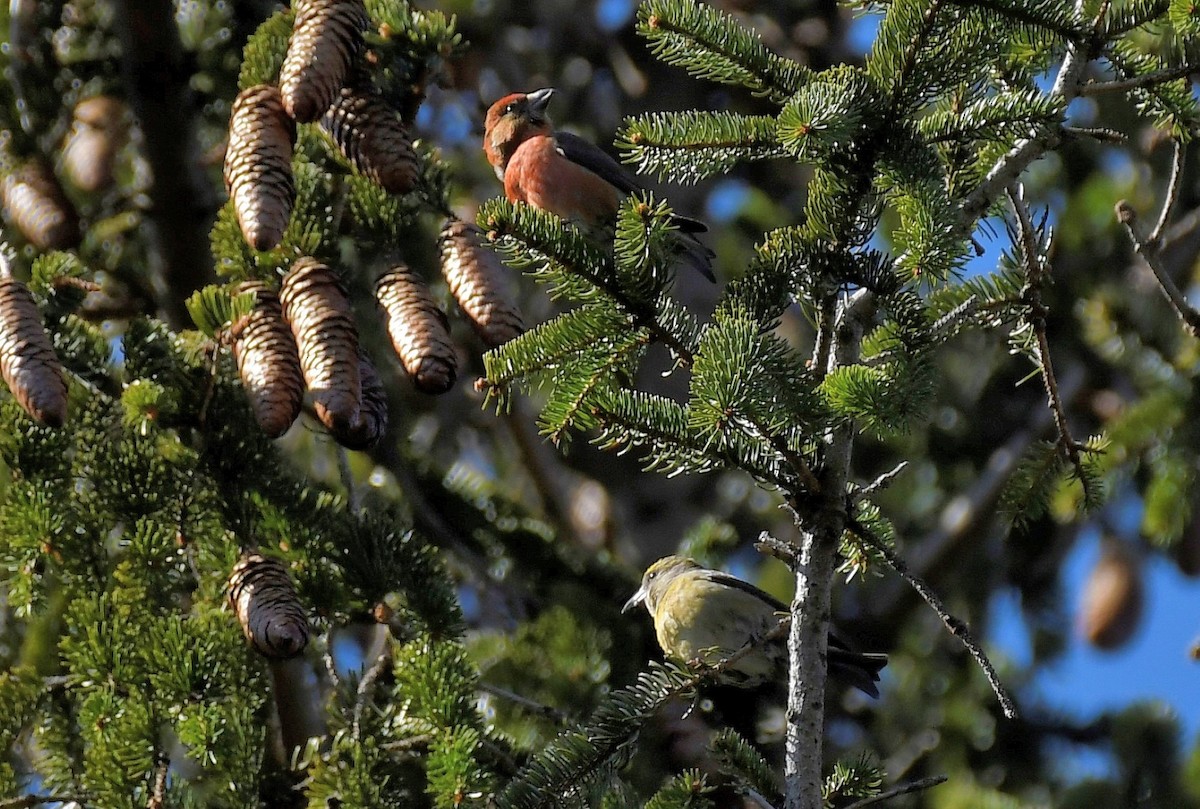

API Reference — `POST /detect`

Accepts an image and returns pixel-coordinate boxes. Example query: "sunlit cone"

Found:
[1079,540,1144,651]
[439,219,524,348]
[279,257,361,432]
[331,349,388,450]
[320,83,418,194]
[280,0,369,123]
[231,282,304,438]
[224,84,296,251]
[1,160,80,250]
[62,95,128,193]
[0,278,67,427]
[375,265,457,394]
[228,552,309,659]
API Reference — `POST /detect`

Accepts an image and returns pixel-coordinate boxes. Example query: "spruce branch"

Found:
[958,0,1093,229]
[847,517,1017,719]
[1115,200,1200,338]
[841,775,949,809]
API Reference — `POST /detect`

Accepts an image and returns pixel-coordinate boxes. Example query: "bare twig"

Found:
[1007,185,1090,497]
[336,445,362,514]
[147,752,169,809]
[746,789,781,809]
[842,776,949,809]
[1079,62,1198,95]
[353,651,393,740]
[1061,125,1127,144]
[1149,139,1186,245]
[858,461,909,500]
[848,517,1018,719]
[1116,201,1200,338]
[478,681,571,725]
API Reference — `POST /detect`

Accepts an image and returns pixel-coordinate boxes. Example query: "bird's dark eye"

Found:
[504,103,516,115]
[647,572,657,580]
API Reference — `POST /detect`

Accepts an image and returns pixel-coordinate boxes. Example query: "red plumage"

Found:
[483,88,714,281]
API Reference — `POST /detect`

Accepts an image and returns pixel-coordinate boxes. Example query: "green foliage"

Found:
[635,0,810,103]
[238,10,292,90]
[618,112,784,184]
[644,769,714,809]
[495,662,696,809]
[709,728,780,804]
[823,751,883,807]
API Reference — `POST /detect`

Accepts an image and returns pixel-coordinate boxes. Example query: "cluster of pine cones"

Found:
[224,0,523,448]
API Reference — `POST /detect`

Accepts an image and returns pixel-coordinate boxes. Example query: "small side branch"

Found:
[478,681,571,725]
[842,775,949,809]
[1007,186,1091,498]
[848,518,1018,719]
[1116,201,1200,338]
[1079,62,1199,96]
[1149,139,1186,246]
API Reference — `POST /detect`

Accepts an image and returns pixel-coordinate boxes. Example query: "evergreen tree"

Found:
[0,1,1199,808]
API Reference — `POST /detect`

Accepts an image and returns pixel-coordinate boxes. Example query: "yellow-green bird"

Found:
[623,555,887,697]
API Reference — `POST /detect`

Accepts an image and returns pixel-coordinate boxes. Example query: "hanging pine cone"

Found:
[1,160,80,251]
[228,552,309,659]
[439,219,524,348]
[279,0,369,123]
[375,265,457,394]
[1079,540,1144,651]
[279,257,361,432]
[0,278,68,427]
[231,282,304,438]
[62,95,128,193]
[224,84,296,252]
[331,350,388,450]
[320,83,418,194]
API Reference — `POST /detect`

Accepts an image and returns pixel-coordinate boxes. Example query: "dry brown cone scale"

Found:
[439,219,524,348]
[0,268,68,427]
[280,0,370,123]
[228,552,309,659]
[2,159,80,251]
[224,84,296,251]
[375,264,457,394]
[320,83,418,194]
[279,257,362,433]
[230,281,305,438]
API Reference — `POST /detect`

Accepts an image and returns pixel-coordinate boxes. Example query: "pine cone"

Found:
[320,84,418,194]
[224,85,296,252]
[1,160,80,251]
[439,219,524,348]
[62,95,128,193]
[331,350,387,450]
[231,282,304,438]
[280,0,369,123]
[375,265,457,394]
[0,278,67,427]
[279,257,361,432]
[228,552,309,659]
[1079,541,1144,651]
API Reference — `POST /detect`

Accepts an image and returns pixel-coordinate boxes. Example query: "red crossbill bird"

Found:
[623,555,887,697]
[483,88,716,281]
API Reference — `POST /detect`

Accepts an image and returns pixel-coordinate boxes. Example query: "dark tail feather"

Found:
[829,648,888,699]
[671,213,708,235]
[677,231,716,282]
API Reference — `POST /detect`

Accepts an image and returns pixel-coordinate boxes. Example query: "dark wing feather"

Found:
[557,131,714,281]
[555,131,643,195]
[697,569,789,613]
[699,570,886,697]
